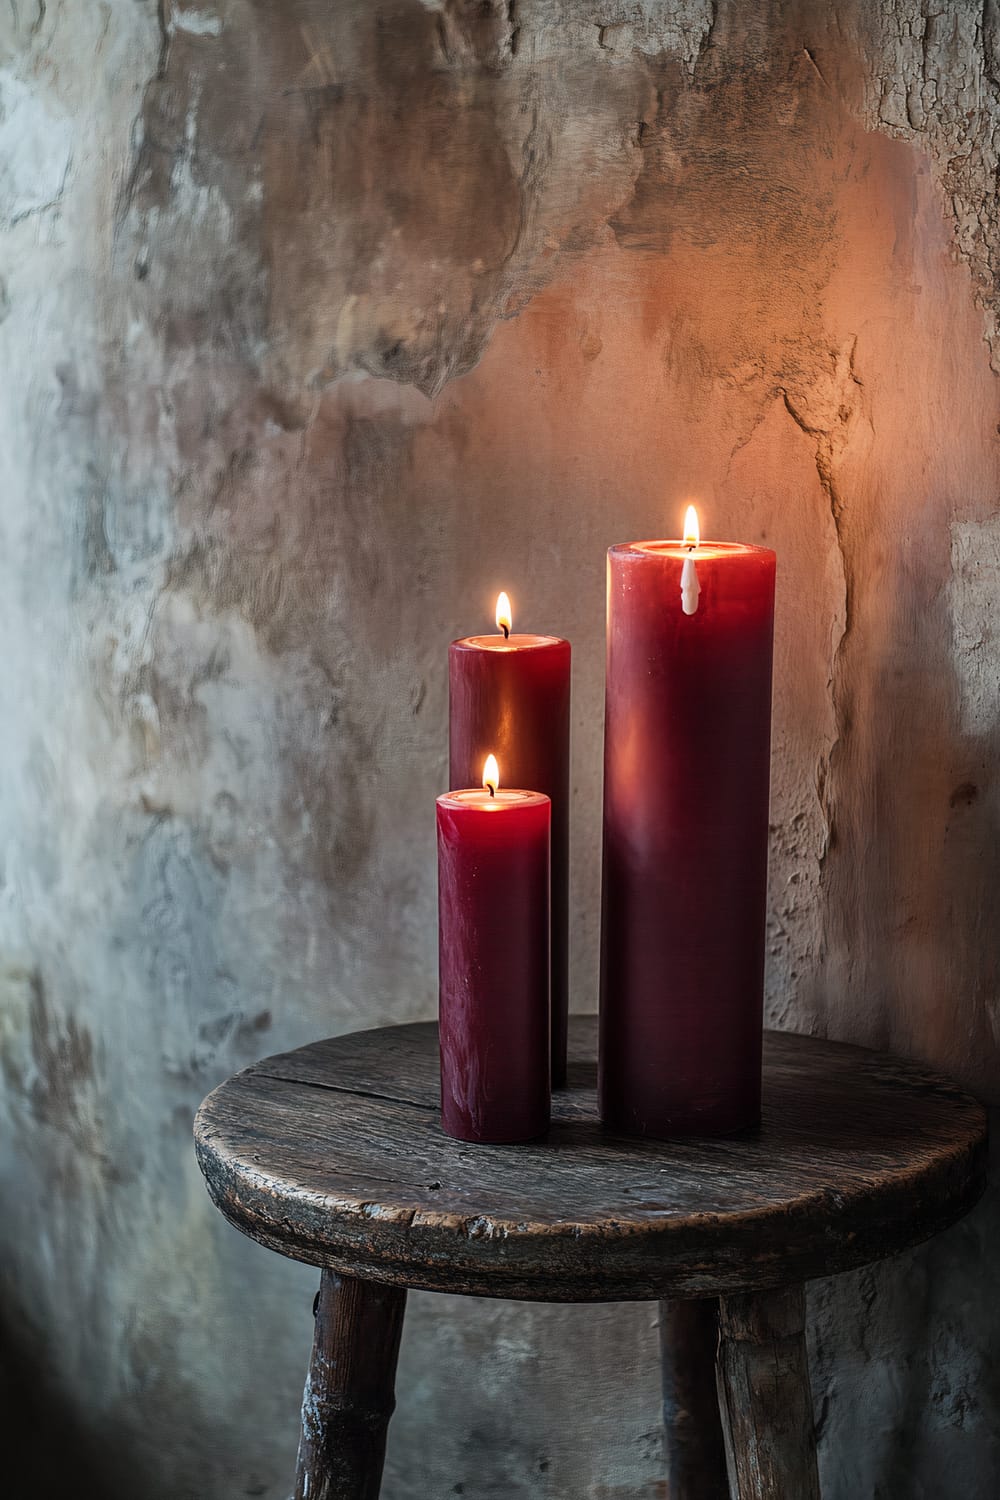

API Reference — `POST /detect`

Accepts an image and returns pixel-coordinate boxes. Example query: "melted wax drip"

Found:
[680,555,701,615]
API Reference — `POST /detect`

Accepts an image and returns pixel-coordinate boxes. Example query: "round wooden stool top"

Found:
[194,1018,987,1302]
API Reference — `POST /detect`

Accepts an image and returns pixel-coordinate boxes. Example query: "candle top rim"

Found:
[451,633,568,652]
[610,539,775,561]
[437,788,551,810]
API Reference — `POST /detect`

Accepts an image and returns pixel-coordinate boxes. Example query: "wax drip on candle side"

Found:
[681,554,700,615]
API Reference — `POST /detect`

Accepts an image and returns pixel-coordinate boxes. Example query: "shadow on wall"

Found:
[810,1119,1000,1500]
[0,1299,117,1500]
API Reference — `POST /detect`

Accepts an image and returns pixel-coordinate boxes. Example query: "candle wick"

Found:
[501,623,509,639]
[488,783,496,798]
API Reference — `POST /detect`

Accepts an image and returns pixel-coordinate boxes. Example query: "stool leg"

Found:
[659,1299,730,1498]
[295,1271,407,1500]
[715,1284,820,1500]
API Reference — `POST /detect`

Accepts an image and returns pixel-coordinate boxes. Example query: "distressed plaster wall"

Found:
[1,1,998,1496]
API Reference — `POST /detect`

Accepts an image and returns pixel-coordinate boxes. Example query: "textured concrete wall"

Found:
[1,1,998,1496]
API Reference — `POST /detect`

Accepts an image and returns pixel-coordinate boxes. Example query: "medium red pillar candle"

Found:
[438,759,551,1144]
[600,508,776,1139]
[449,596,571,1086]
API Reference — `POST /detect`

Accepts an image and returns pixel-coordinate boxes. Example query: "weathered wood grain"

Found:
[660,1299,730,1499]
[716,1285,821,1500]
[194,1018,987,1302]
[294,1271,405,1500]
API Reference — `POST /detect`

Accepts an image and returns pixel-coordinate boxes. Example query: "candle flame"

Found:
[683,505,700,548]
[495,591,512,637]
[483,753,500,796]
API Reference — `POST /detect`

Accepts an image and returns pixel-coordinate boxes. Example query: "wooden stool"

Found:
[194,1019,986,1500]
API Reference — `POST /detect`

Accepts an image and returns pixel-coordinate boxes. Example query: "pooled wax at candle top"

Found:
[620,540,771,560]
[456,634,565,652]
[624,498,769,562]
[454,593,562,651]
[610,541,775,619]
[438,788,549,813]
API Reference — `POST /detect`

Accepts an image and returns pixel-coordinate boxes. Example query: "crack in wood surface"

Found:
[252,1069,440,1114]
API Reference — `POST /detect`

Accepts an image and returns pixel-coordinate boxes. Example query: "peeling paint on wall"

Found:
[0,72,73,228]
[949,515,1000,738]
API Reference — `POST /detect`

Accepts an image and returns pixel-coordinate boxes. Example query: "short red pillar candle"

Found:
[600,511,776,1139]
[438,763,551,1144]
[449,597,571,1086]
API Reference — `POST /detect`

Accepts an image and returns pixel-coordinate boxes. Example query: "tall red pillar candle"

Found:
[449,597,571,1086]
[438,763,551,1144]
[600,511,776,1138]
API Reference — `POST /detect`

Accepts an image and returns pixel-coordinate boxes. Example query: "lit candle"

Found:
[600,506,776,1138]
[449,596,571,1086]
[438,755,551,1144]
[680,504,701,615]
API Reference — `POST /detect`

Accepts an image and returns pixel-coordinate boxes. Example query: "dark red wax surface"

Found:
[599,541,776,1138]
[438,789,551,1144]
[449,634,571,1085]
